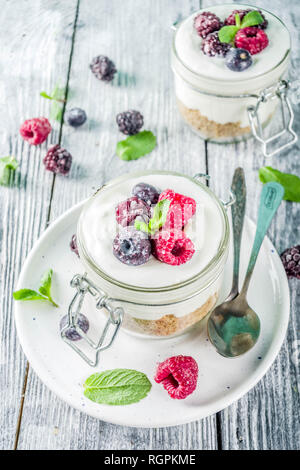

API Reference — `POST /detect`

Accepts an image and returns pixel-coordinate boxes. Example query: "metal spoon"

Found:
[208,180,284,358]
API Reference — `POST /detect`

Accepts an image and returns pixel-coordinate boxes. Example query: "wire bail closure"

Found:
[61,274,124,367]
[247,79,298,158]
[193,173,236,209]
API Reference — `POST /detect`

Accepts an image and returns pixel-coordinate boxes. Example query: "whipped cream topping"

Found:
[79,173,225,289]
[175,3,290,82]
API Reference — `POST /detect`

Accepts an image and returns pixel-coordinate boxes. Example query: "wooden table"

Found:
[1,0,299,450]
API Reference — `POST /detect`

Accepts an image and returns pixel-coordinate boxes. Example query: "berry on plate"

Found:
[60,313,89,341]
[19,117,51,145]
[152,229,195,266]
[115,196,151,227]
[235,27,269,55]
[224,9,268,29]
[154,355,198,399]
[70,234,79,257]
[116,110,144,135]
[64,108,87,127]
[225,48,253,72]
[43,144,72,175]
[113,226,151,266]
[158,189,196,229]
[193,11,222,39]
[201,31,232,57]
[281,246,300,279]
[132,182,160,206]
[90,55,117,82]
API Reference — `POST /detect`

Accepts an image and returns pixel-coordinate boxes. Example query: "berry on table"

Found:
[224,9,268,29]
[235,27,269,55]
[43,144,72,175]
[60,313,89,341]
[90,55,117,82]
[113,226,151,266]
[158,189,196,229]
[154,355,198,399]
[64,108,87,127]
[201,31,232,57]
[116,110,144,135]
[132,182,160,206]
[281,246,300,279]
[225,48,253,72]
[115,196,151,227]
[152,229,195,266]
[193,11,222,39]
[70,234,79,257]
[19,117,51,145]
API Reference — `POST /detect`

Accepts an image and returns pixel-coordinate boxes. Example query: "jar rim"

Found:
[77,170,230,294]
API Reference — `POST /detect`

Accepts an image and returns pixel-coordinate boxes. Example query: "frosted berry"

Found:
[235,27,269,55]
[158,189,196,229]
[116,110,144,135]
[281,246,300,279]
[193,11,222,39]
[60,313,89,341]
[90,55,117,82]
[224,9,268,29]
[201,31,232,57]
[64,108,87,127]
[43,144,72,175]
[154,355,198,399]
[70,234,79,257]
[225,48,253,72]
[20,117,51,145]
[132,182,160,206]
[115,196,151,227]
[152,229,195,266]
[113,226,151,266]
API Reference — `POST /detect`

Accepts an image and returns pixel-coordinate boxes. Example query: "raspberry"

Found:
[235,27,269,55]
[154,355,198,399]
[19,117,51,145]
[281,246,300,279]
[70,234,79,257]
[115,196,151,227]
[193,11,222,39]
[132,182,160,206]
[64,108,87,127]
[158,189,196,229]
[60,313,89,341]
[43,144,72,175]
[113,226,151,266]
[90,55,117,82]
[201,31,232,57]
[152,229,195,266]
[224,9,268,29]
[116,110,144,135]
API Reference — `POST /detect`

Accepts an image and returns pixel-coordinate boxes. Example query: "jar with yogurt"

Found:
[63,171,231,364]
[172,4,297,155]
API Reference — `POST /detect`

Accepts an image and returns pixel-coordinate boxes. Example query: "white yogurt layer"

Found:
[79,174,224,289]
[175,4,290,82]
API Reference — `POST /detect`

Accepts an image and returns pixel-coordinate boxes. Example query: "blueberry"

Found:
[225,48,252,72]
[132,182,160,206]
[64,107,87,127]
[113,226,151,266]
[60,313,89,341]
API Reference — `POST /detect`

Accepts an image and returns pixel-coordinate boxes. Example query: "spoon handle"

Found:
[241,182,284,296]
[228,168,247,300]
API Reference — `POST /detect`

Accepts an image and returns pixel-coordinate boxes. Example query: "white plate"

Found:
[14,201,290,428]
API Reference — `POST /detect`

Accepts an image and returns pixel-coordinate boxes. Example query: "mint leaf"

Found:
[40,91,53,100]
[13,289,48,302]
[235,13,241,29]
[218,25,239,44]
[13,269,59,307]
[241,11,264,28]
[116,131,156,161]
[84,369,152,405]
[50,100,63,123]
[0,156,18,186]
[51,84,65,102]
[135,199,171,235]
[259,167,300,202]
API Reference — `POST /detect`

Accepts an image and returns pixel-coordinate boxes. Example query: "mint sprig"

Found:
[116,130,156,161]
[84,369,152,405]
[0,156,18,186]
[219,10,264,44]
[259,167,300,203]
[40,84,65,123]
[135,199,171,235]
[13,268,59,307]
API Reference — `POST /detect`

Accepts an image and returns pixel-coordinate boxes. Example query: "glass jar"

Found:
[62,171,231,366]
[171,4,297,156]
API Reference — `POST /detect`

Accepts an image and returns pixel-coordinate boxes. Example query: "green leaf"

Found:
[50,100,63,123]
[13,289,48,302]
[135,199,171,235]
[51,84,65,102]
[116,131,157,161]
[13,269,59,307]
[0,156,18,186]
[235,13,241,29]
[241,10,264,28]
[40,91,53,100]
[218,25,239,44]
[259,167,300,202]
[83,369,152,405]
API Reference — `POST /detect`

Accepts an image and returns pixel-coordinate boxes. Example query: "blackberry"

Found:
[43,145,72,175]
[201,31,232,57]
[132,182,160,205]
[116,110,144,135]
[225,48,252,72]
[64,108,87,127]
[90,55,117,82]
[281,246,300,279]
[113,226,151,266]
[60,313,89,341]
[115,196,151,227]
[225,9,268,30]
[194,11,222,39]
[70,234,79,257]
